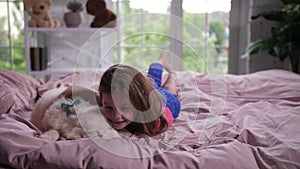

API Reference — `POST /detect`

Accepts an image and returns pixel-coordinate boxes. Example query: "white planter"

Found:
[64,12,82,28]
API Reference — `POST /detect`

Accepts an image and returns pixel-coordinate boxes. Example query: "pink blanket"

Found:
[0,69,299,169]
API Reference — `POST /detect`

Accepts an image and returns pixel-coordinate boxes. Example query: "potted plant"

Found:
[64,0,84,27]
[244,0,300,73]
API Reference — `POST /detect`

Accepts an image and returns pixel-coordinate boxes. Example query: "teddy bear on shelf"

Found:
[24,0,60,28]
[86,0,117,28]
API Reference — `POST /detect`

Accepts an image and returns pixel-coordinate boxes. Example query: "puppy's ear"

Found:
[24,0,35,10]
[46,0,52,6]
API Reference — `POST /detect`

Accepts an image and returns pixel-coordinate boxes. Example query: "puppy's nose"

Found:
[40,5,44,10]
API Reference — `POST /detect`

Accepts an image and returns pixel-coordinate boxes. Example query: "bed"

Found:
[0,69,299,169]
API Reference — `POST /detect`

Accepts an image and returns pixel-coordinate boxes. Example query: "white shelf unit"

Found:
[24,0,121,78]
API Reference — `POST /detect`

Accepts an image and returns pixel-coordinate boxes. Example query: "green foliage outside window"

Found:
[209,21,226,54]
[0,1,26,73]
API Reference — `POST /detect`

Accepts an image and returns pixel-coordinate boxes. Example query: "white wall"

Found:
[249,0,290,73]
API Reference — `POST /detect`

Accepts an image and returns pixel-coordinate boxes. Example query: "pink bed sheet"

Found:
[0,69,299,169]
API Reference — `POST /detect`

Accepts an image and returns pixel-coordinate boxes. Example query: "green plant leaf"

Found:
[281,0,300,5]
[241,39,276,58]
[282,4,300,22]
[249,39,276,54]
[67,0,83,12]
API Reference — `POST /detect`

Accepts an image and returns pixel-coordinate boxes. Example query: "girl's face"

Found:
[101,92,133,130]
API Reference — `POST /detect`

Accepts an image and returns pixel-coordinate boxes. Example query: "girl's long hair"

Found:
[99,64,168,136]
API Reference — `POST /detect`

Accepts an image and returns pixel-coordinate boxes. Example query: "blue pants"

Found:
[147,63,181,119]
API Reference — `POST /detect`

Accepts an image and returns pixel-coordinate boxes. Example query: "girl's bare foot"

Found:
[158,53,180,97]
[157,53,173,73]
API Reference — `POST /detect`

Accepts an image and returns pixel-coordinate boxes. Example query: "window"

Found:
[182,0,231,73]
[0,0,24,73]
[113,0,172,70]
[115,0,231,73]
[1,0,231,74]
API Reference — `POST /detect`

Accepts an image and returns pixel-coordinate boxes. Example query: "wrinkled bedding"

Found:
[0,69,299,169]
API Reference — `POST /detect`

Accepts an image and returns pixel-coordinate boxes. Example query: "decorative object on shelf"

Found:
[86,0,116,28]
[64,0,84,28]
[244,0,300,73]
[30,47,48,71]
[24,0,60,28]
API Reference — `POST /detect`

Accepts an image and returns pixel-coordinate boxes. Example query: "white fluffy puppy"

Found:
[40,96,121,141]
[31,86,124,141]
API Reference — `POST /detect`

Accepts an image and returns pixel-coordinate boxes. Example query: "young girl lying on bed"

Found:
[46,53,181,138]
[98,53,181,136]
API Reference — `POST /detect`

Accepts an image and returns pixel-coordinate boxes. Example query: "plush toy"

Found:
[86,0,117,28]
[31,86,128,141]
[24,0,60,28]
